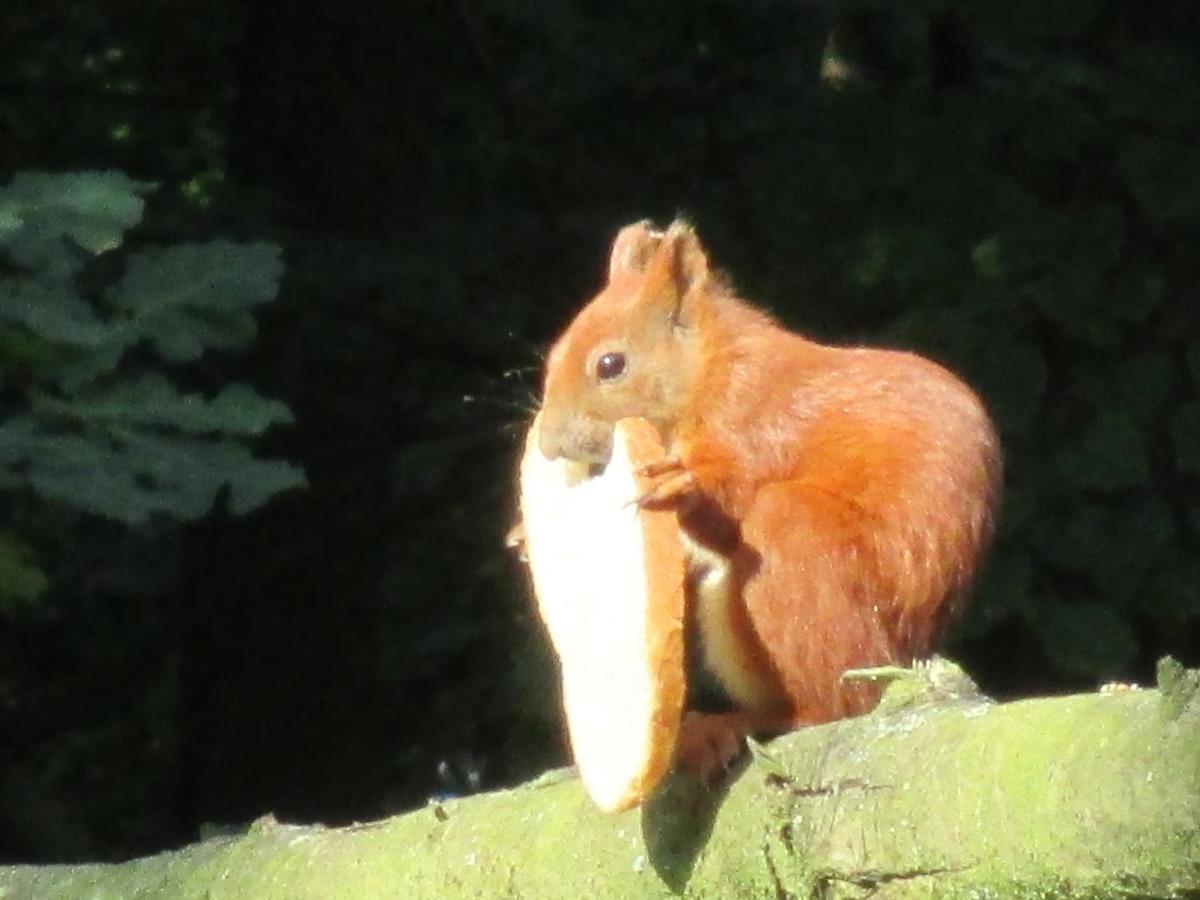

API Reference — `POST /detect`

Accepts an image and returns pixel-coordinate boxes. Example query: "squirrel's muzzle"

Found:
[537,410,613,467]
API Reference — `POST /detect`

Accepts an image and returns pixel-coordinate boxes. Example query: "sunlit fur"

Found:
[538,219,1002,733]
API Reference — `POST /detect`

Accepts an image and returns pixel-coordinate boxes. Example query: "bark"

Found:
[3,658,1197,899]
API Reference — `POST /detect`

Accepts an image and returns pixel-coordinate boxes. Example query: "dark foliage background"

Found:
[2,0,1198,863]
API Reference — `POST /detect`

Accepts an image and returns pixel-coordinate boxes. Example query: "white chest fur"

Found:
[678,528,778,711]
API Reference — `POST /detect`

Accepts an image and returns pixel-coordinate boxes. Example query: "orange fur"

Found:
[537,220,1001,776]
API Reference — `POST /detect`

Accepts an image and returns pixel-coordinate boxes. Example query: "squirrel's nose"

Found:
[536,414,564,461]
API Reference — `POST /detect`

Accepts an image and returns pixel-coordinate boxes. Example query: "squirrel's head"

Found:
[537,219,712,465]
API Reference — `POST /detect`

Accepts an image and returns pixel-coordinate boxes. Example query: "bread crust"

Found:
[519,414,686,811]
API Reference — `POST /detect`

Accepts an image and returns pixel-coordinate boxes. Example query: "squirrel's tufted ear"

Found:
[660,220,710,297]
[608,220,663,281]
[638,219,711,323]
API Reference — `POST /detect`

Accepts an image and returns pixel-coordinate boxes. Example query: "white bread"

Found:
[519,414,686,812]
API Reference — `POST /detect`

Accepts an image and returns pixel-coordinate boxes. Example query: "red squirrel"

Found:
[534,219,1001,778]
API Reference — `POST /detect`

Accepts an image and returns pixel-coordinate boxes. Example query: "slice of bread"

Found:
[519,415,686,812]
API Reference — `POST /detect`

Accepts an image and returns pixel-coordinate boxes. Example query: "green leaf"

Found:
[106,241,283,361]
[0,532,48,610]
[23,430,306,524]
[49,341,129,393]
[970,235,1004,280]
[0,278,129,390]
[0,173,298,526]
[31,375,294,436]
[0,279,112,347]
[0,171,153,264]
[0,323,70,374]
[0,237,289,393]
[21,431,175,522]
[217,446,308,515]
[851,229,892,289]
[0,415,43,487]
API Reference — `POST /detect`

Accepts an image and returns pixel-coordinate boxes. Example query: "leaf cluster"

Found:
[0,171,303,606]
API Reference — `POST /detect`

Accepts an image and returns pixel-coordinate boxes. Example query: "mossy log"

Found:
[3,659,1197,899]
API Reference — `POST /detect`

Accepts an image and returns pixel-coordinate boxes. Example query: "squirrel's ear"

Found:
[661,220,710,297]
[608,220,663,281]
[639,220,710,320]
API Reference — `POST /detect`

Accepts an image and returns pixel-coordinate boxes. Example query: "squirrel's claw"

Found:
[637,458,687,480]
[633,460,697,509]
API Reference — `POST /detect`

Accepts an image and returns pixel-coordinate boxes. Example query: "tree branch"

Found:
[3,659,1197,897]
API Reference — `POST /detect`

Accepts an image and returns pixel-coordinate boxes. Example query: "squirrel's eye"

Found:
[596,352,627,382]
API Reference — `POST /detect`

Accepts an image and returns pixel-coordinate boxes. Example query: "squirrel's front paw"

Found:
[674,711,748,785]
[634,458,696,508]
